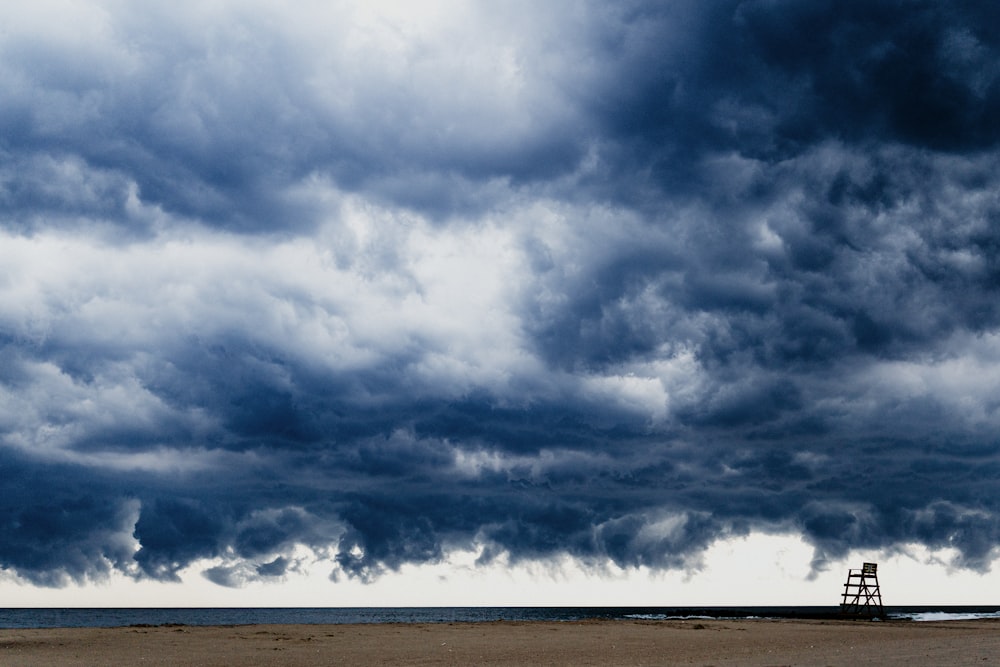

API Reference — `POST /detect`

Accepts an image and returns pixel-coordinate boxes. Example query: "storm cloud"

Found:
[2,0,1000,588]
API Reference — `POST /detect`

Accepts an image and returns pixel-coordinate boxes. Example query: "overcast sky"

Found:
[2,0,1000,604]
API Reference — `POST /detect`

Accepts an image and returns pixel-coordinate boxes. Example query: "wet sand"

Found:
[2,618,998,666]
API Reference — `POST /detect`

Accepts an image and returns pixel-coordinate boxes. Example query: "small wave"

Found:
[894,611,1000,622]
[625,614,719,621]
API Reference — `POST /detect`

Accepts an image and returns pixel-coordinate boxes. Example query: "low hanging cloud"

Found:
[2,0,1000,588]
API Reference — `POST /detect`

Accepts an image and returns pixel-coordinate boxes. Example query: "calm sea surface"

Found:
[1,606,999,629]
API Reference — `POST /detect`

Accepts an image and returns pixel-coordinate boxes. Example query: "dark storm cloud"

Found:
[0,1,587,232]
[0,450,139,586]
[2,0,1000,588]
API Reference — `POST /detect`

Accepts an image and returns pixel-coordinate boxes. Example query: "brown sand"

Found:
[1,618,998,666]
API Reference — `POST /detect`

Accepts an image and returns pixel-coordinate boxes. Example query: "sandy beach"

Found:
[2,618,998,666]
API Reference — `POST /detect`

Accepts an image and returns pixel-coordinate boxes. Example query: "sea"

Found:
[1,606,999,629]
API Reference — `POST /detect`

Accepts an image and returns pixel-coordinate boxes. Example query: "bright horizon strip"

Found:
[1,533,996,608]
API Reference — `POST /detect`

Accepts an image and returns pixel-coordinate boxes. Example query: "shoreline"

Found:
[3,617,999,666]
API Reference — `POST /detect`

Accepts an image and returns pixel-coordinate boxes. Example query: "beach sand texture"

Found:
[1,618,998,666]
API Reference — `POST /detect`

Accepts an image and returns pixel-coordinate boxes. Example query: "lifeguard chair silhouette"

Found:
[840,562,884,618]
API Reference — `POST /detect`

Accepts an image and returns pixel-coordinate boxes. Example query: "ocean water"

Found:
[1,606,999,629]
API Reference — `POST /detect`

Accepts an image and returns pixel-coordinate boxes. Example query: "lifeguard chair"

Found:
[840,562,884,618]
